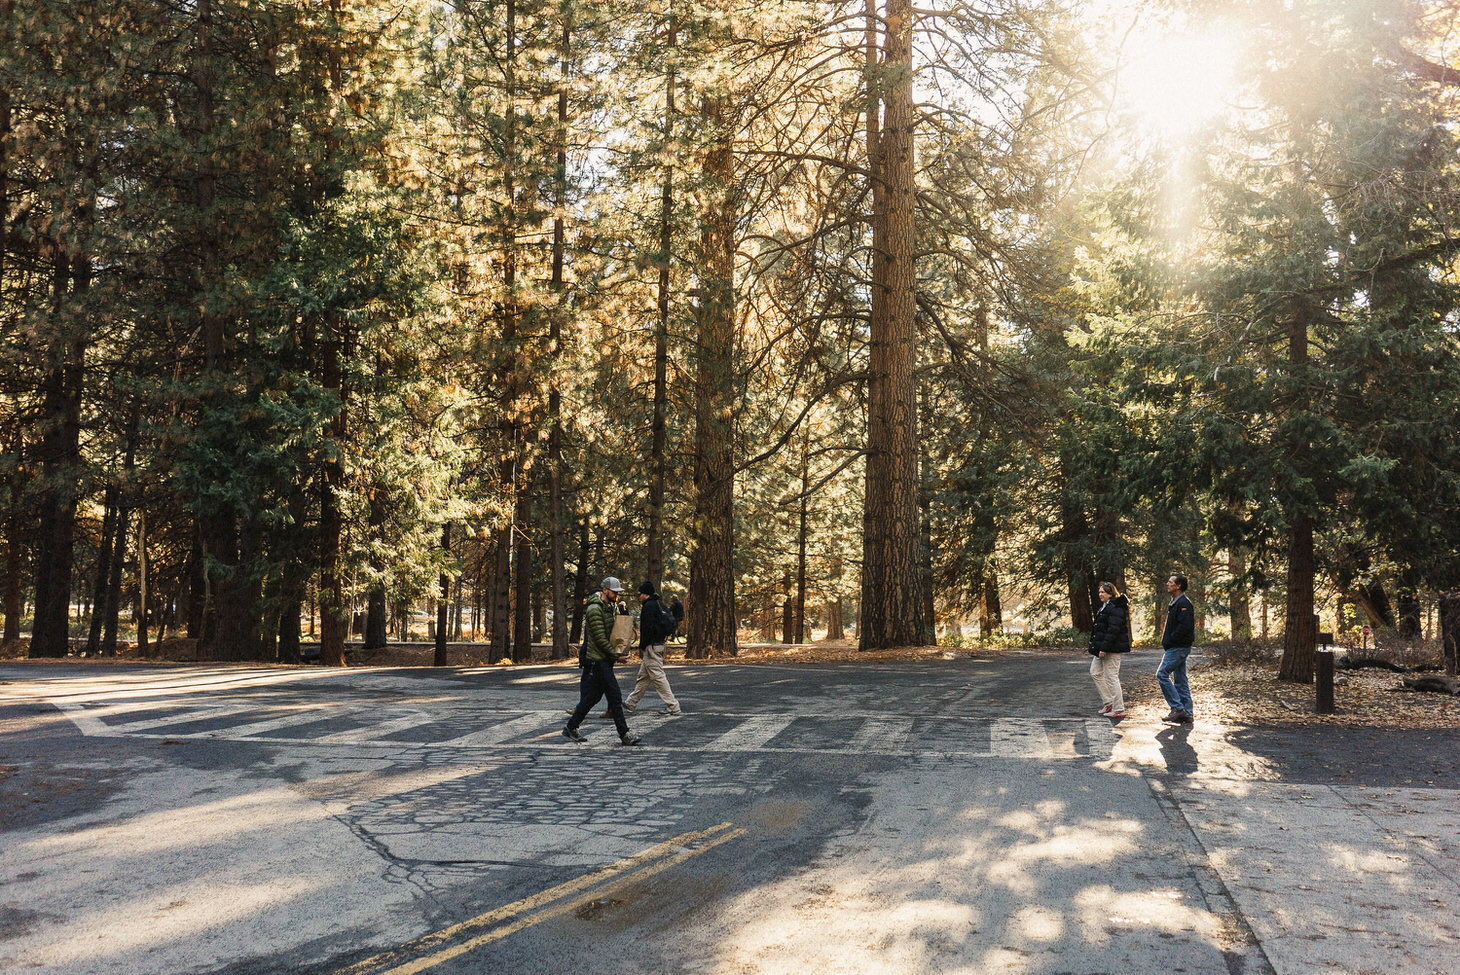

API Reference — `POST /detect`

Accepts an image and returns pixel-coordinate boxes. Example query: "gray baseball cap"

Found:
[601,577,623,593]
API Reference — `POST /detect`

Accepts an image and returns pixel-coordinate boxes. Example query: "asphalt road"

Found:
[2,652,1457,974]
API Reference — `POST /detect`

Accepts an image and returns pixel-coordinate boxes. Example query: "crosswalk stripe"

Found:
[1084,718,1118,758]
[437,711,564,747]
[990,718,1051,757]
[847,717,914,753]
[705,714,794,751]
[50,702,1115,761]
[55,703,114,736]
[109,704,259,732]
[314,712,437,744]
[212,707,336,738]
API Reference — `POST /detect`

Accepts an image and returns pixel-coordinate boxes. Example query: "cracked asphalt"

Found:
[1,653,1457,974]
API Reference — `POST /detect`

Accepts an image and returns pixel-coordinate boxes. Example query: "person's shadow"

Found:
[1156,724,1198,776]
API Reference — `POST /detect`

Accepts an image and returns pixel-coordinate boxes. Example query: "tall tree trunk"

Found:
[100,416,138,657]
[647,4,676,586]
[793,436,809,644]
[1354,580,1396,629]
[3,505,22,644]
[490,0,523,667]
[318,324,347,668]
[918,430,935,642]
[824,555,844,640]
[184,525,203,639]
[1396,569,1422,640]
[860,0,888,650]
[781,570,794,643]
[30,249,86,659]
[0,3,17,647]
[85,486,119,656]
[687,96,738,660]
[435,524,451,667]
[569,518,590,644]
[513,487,533,663]
[1278,307,1317,683]
[1228,548,1252,639]
[979,559,1002,637]
[100,502,130,657]
[363,489,388,649]
[1062,495,1094,633]
[1279,513,1317,682]
[134,510,148,655]
[859,0,926,648]
[1439,591,1459,676]
[546,8,572,660]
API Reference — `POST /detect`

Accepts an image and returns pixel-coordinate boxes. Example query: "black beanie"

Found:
[638,580,656,596]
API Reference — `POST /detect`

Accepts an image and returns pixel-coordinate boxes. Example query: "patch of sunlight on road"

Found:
[701,761,1229,974]
[1,665,370,705]
[502,671,579,685]
[43,880,327,971]
[1010,904,1064,941]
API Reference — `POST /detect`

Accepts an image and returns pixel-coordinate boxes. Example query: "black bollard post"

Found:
[1316,649,1335,713]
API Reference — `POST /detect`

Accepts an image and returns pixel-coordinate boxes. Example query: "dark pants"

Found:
[567,659,629,737]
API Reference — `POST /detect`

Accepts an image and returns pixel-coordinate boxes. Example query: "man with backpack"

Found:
[624,580,682,716]
[563,577,641,745]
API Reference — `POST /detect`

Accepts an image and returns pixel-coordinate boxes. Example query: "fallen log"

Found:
[1400,675,1460,696]
[1339,657,1407,672]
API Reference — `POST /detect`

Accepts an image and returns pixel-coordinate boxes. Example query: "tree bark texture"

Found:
[1396,570,1422,640]
[135,510,149,655]
[979,559,1002,637]
[1228,548,1252,640]
[513,488,533,662]
[687,98,738,660]
[647,7,675,587]
[569,519,589,644]
[317,326,347,668]
[435,524,451,666]
[1279,512,1317,682]
[30,252,86,658]
[1440,591,1459,676]
[859,0,928,649]
[85,486,120,656]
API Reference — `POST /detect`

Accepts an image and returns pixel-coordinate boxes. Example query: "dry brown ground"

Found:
[1129,660,1460,730]
[8,636,1457,730]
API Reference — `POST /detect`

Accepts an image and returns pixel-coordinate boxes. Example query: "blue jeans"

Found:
[567,660,629,737]
[1157,646,1193,716]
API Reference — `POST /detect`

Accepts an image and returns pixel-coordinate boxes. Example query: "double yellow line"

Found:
[340,822,747,975]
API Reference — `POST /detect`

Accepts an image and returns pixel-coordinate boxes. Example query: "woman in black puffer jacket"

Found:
[1088,581,1132,718]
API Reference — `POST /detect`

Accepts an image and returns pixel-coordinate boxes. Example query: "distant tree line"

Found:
[2,1,1457,683]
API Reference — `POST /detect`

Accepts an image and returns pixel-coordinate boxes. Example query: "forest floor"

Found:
[7,634,1458,729]
[1134,657,1460,730]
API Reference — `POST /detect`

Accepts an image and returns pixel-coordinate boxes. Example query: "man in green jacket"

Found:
[564,577,641,745]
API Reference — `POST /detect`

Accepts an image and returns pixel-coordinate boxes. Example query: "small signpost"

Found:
[1316,628,1335,714]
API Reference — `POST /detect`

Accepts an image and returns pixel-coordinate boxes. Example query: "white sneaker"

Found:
[1099,704,1113,715]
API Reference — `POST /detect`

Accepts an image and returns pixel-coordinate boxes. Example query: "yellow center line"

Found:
[339,822,741,975]
[376,827,748,975]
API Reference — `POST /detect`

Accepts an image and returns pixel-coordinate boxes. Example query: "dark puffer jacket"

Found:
[582,592,622,663]
[1088,594,1133,655]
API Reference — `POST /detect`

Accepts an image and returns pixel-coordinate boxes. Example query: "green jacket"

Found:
[583,593,621,663]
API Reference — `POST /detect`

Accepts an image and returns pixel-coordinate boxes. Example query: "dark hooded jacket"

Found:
[1088,594,1133,655]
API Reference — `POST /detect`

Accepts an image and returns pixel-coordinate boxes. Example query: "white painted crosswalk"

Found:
[45,701,1119,760]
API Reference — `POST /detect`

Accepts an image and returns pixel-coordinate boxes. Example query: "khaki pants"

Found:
[1090,653,1124,712]
[625,644,679,713]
